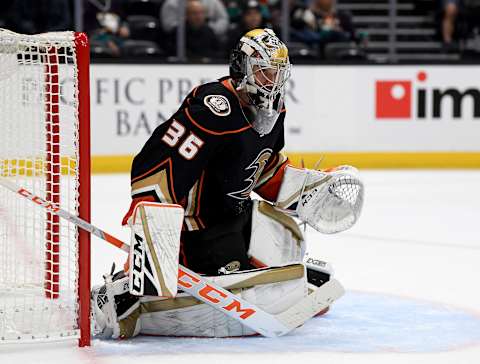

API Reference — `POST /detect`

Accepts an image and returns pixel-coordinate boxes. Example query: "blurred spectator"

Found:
[438,0,461,51]
[84,0,128,34]
[269,0,307,38]
[226,0,269,53]
[225,0,271,24]
[160,0,229,40]
[90,12,130,57]
[225,1,243,24]
[166,0,220,60]
[8,0,72,34]
[463,0,480,38]
[290,0,356,48]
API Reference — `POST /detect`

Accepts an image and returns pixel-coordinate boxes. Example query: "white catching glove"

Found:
[275,165,364,234]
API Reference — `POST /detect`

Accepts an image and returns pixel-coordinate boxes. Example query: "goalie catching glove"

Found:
[275,165,364,233]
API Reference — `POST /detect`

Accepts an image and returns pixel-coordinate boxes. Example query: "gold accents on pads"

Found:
[119,307,141,338]
[223,264,304,290]
[258,201,304,242]
[136,264,305,314]
[141,295,203,312]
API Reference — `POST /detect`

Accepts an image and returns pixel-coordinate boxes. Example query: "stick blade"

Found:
[276,278,345,331]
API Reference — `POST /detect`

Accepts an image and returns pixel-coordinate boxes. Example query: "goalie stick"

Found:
[0,178,344,338]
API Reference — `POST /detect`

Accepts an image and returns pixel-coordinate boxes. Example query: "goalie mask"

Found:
[230,28,291,136]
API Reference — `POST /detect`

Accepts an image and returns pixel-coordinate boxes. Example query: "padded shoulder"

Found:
[183,80,252,135]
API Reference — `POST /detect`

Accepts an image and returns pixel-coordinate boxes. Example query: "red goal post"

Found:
[0,30,91,346]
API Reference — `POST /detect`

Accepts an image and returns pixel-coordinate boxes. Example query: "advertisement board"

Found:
[82,64,480,169]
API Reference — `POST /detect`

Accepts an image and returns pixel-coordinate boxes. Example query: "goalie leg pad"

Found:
[137,265,308,337]
[248,200,306,267]
[129,202,184,297]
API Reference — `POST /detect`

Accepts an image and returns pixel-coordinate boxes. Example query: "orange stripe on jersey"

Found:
[255,161,288,202]
[185,108,251,135]
[221,79,250,108]
[132,158,169,183]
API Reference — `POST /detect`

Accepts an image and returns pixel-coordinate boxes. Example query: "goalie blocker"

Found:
[128,202,184,298]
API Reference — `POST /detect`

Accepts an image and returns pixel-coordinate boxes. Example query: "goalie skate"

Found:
[91,270,139,339]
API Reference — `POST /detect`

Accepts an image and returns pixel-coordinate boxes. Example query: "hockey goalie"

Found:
[91,28,364,339]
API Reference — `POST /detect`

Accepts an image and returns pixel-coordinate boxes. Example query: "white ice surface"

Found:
[1,170,480,364]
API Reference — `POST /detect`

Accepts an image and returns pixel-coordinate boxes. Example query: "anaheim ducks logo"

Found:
[227,149,272,200]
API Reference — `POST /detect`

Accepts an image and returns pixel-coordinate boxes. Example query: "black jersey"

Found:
[127,77,288,231]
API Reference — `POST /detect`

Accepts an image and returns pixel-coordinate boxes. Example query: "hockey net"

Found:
[0,29,90,346]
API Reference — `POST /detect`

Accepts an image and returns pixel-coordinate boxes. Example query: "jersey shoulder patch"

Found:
[180,80,250,135]
[203,94,231,116]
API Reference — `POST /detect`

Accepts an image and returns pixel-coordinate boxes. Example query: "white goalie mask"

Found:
[230,28,291,136]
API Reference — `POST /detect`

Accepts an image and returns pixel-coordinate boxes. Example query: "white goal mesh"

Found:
[0,29,90,345]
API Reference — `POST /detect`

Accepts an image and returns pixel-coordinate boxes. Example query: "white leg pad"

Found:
[138,272,308,337]
[248,200,306,266]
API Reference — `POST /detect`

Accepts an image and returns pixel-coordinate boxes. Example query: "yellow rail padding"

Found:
[91,152,480,174]
[8,153,479,176]
[1,157,77,177]
[92,155,134,174]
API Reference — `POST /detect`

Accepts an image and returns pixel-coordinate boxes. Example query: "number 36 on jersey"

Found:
[161,120,205,160]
